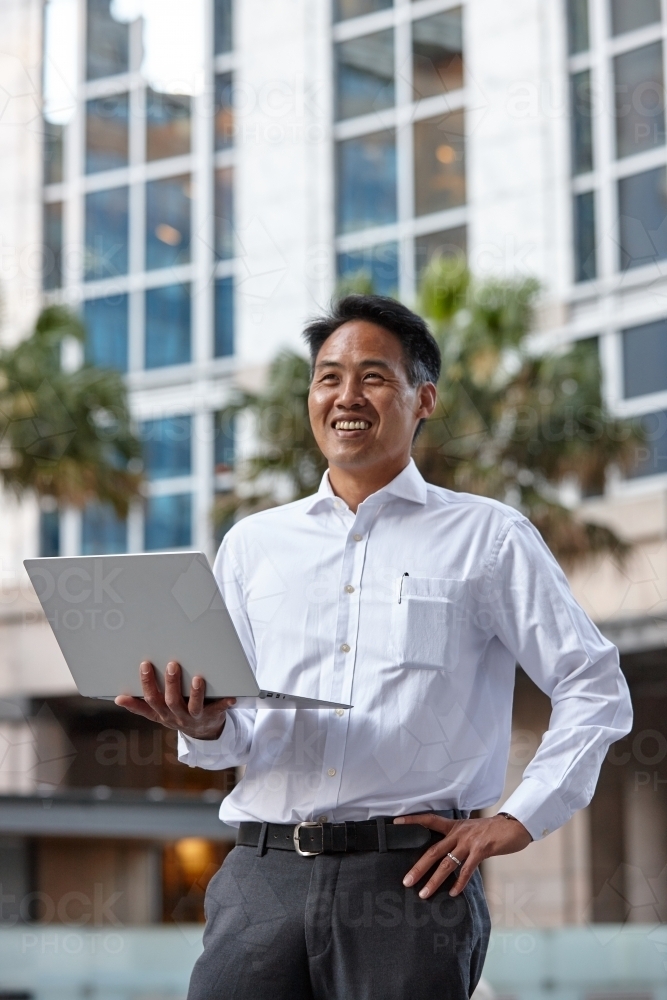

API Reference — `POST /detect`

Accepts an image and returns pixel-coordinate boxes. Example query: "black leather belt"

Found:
[237,818,436,857]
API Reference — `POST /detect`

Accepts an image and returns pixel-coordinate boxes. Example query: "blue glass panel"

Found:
[145,493,192,550]
[84,294,129,372]
[336,130,397,234]
[86,93,129,173]
[622,319,667,398]
[571,70,593,175]
[146,89,191,161]
[335,0,392,21]
[215,168,234,260]
[142,416,192,480]
[337,242,398,296]
[214,277,234,357]
[614,43,665,160]
[618,166,667,270]
[146,175,192,270]
[214,0,232,54]
[574,191,597,281]
[629,410,667,477]
[214,412,235,471]
[336,30,394,121]
[145,283,191,368]
[415,226,467,278]
[81,502,127,554]
[215,74,234,151]
[414,110,465,216]
[412,9,463,100]
[84,186,129,280]
[611,0,660,36]
[86,0,130,81]
[43,201,62,290]
[567,0,589,54]
[39,510,60,557]
[44,120,63,185]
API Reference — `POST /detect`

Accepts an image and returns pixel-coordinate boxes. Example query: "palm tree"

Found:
[215,260,642,566]
[0,305,142,516]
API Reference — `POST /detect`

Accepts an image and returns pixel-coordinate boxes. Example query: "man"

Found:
[117,295,632,999]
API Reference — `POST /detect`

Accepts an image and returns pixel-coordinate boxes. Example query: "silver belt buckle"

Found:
[293,821,322,856]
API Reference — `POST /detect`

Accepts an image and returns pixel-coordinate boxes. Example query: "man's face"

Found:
[308,320,436,474]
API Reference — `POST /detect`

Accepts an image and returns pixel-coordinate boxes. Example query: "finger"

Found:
[187,675,206,718]
[448,854,480,897]
[163,662,195,726]
[114,695,163,725]
[402,835,456,888]
[418,854,464,899]
[140,661,178,725]
[394,813,456,835]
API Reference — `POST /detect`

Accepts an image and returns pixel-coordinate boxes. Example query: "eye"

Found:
[363,371,383,381]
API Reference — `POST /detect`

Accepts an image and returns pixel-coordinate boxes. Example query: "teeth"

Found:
[335,421,370,430]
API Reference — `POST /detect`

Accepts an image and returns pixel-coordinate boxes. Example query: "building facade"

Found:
[0,0,666,936]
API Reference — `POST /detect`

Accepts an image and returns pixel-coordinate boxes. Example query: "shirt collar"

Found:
[304,459,428,514]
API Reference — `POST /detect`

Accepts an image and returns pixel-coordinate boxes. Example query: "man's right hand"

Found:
[115,661,236,741]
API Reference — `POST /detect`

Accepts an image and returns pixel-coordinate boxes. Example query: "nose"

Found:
[335,374,365,410]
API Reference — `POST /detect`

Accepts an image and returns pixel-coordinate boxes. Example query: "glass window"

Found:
[39,509,60,557]
[415,226,467,279]
[337,242,399,296]
[614,43,665,159]
[412,9,463,100]
[628,410,667,477]
[145,493,192,549]
[142,416,192,479]
[335,29,394,121]
[214,412,235,472]
[214,73,234,151]
[567,0,590,53]
[618,166,667,269]
[84,294,129,372]
[622,319,667,397]
[571,70,593,174]
[146,89,191,161]
[610,0,661,37]
[336,130,397,234]
[335,0,392,20]
[414,110,466,216]
[145,284,191,369]
[215,0,232,54]
[44,121,64,186]
[43,201,62,290]
[573,191,597,281]
[215,168,234,260]
[84,186,129,280]
[81,502,127,554]
[85,94,129,174]
[146,175,192,270]
[215,277,234,357]
[86,0,130,81]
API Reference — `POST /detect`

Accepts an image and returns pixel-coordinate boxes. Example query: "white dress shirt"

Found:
[178,460,632,841]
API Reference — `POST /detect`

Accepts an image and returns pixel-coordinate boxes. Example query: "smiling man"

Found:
[118,295,632,1000]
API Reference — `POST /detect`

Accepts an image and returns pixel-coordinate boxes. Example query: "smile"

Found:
[333,420,371,430]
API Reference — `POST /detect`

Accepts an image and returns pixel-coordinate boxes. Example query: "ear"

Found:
[415,382,437,421]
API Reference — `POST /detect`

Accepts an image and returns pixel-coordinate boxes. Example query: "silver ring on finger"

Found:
[446,852,462,867]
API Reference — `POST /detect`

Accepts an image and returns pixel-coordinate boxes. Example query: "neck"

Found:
[327,457,410,512]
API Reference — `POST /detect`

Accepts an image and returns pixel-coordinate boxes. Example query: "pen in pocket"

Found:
[398,572,409,604]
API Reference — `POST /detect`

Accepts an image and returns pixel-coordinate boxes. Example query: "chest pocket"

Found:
[390,576,468,670]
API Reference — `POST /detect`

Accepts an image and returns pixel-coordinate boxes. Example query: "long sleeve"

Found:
[178,532,257,771]
[488,518,633,841]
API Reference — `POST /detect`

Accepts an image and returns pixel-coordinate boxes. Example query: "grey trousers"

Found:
[187,832,491,999]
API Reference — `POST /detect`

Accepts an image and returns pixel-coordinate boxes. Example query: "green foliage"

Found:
[0,305,142,516]
[215,261,642,566]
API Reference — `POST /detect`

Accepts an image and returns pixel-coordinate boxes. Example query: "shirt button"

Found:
[340,643,350,653]
[335,708,345,717]
[353,533,363,542]
[318,815,328,823]
[327,768,336,777]
[344,585,355,594]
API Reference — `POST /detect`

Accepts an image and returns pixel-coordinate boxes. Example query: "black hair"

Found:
[303,294,441,387]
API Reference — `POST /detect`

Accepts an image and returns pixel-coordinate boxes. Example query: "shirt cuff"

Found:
[499,776,572,841]
[177,710,240,769]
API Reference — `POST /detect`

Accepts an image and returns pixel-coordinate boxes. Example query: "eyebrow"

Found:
[314,358,394,371]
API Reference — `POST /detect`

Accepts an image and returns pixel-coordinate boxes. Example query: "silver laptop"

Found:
[24,551,351,710]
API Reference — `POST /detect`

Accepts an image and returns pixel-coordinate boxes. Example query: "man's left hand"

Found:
[394,813,532,899]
